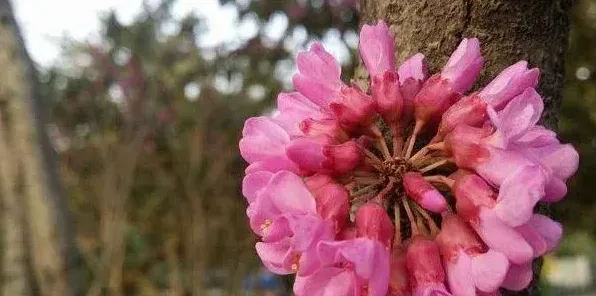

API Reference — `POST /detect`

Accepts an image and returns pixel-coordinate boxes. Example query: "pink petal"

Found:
[294,42,342,107]
[543,177,567,203]
[287,214,332,252]
[441,38,484,93]
[514,125,558,148]
[398,53,428,83]
[471,250,509,292]
[475,147,535,186]
[274,92,328,136]
[294,268,356,296]
[501,262,533,291]
[359,20,396,75]
[242,171,273,203]
[516,214,562,256]
[486,88,544,148]
[494,165,546,227]
[239,116,290,163]
[244,156,300,174]
[256,239,294,275]
[263,171,317,215]
[445,251,476,296]
[479,61,540,109]
[533,143,579,180]
[286,136,328,172]
[474,208,534,264]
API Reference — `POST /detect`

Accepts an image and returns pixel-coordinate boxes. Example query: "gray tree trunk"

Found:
[359,0,573,295]
[0,0,79,295]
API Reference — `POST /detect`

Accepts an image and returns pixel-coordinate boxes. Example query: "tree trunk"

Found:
[0,1,78,295]
[359,0,573,295]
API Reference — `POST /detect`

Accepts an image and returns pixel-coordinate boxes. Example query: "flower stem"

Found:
[391,123,403,157]
[409,141,445,164]
[424,175,455,188]
[373,179,396,203]
[352,183,379,196]
[405,120,423,159]
[413,203,440,236]
[419,159,450,173]
[401,198,418,236]
[394,202,402,244]
[363,147,383,164]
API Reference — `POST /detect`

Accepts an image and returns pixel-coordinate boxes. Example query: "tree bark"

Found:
[359,0,573,295]
[0,1,78,295]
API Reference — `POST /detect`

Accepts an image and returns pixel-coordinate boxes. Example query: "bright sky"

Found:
[13,0,247,67]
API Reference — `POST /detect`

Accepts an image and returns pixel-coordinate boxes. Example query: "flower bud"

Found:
[414,75,461,127]
[312,183,350,234]
[329,85,376,130]
[359,20,396,76]
[355,202,394,248]
[300,118,348,141]
[403,172,448,213]
[371,71,404,124]
[435,95,488,141]
[406,236,451,295]
[304,173,335,193]
[441,38,484,93]
[445,125,492,170]
[453,173,496,221]
[322,140,364,175]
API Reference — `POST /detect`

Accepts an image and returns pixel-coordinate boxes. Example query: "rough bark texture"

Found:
[359,0,572,129]
[359,0,573,295]
[0,0,78,295]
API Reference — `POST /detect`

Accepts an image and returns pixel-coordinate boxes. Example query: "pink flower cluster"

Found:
[239,20,579,296]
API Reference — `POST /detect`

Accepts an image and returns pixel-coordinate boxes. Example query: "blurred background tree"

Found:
[1,0,595,295]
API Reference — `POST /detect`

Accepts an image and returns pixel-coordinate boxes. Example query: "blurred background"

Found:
[1,0,594,295]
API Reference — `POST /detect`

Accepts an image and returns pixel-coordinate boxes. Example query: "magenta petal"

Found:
[256,239,294,275]
[294,268,356,296]
[441,38,484,93]
[501,263,533,291]
[474,208,534,264]
[263,171,317,215]
[242,171,273,203]
[286,137,327,172]
[487,88,544,147]
[494,166,546,227]
[480,61,540,109]
[517,214,562,256]
[239,116,290,163]
[359,20,396,76]
[471,250,509,292]
[294,42,342,107]
[244,156,300,174]
[535,143,579,180]
[398,53,428,83]
[445,251,475,296]
[543,177,567,203]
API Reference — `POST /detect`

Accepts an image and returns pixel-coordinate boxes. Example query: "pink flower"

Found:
[329,85,377,130]
[435,95,488,141]
[437,214,509,295]
[239,19,578,295]
[239,116,299,174]
[406,236,452,296]
[251,171,333,274]
[479,61,540,109]
[359,20,396,76]
[293,42,343,107]
[274,92,329,136]
[403,172,448,213]
[452,172,535,264]
[355,202,395,248]
[441,38,484,93]
[294,238,391,296]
